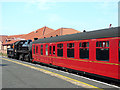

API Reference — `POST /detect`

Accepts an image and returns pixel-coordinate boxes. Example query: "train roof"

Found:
[32,27,120,44]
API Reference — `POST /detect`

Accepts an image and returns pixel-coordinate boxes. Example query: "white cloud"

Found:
[48,14,62,23]
[23,0,56,11]
[36,0,51,10]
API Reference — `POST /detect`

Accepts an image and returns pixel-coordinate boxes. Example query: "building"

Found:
[1,26,80,54]
[0,35,8,53]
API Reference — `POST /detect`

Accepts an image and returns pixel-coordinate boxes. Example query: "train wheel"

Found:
[65,69,68,72]
[19,55,22,60]
[14,53,19,60]
[24,55,30,62]
[19,54,24,61]
[8,56,11,58]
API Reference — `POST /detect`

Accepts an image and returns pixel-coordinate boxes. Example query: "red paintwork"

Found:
[32,37,120,80]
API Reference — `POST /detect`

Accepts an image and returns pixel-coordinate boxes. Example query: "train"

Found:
[7,39,32,61]
[7,27,120,82]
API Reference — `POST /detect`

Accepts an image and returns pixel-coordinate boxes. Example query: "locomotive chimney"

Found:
[83,30,86,32]
[34,38,38,41]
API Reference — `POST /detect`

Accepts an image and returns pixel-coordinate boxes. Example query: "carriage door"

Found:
[49,44,56,64]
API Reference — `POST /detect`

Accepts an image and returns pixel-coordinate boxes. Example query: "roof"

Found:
[2,26,55,45]
[32,27,120,44]
[2,40,19,46]
[0,35,8,43]
[1,26,84,45]
[18,26,55,41]
[2,34,26,45]
[39,28,80,38]
[7,34,24,39]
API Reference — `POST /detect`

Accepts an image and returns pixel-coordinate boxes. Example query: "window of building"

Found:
[36,46,38,53]
[67,43,74,58]
[57,44,63,57]
[79,42,89,59]
[96,41,109,61]
[46,44,48,55]
[41,45,43,55]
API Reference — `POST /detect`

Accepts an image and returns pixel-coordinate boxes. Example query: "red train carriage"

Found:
[31,27,120,82]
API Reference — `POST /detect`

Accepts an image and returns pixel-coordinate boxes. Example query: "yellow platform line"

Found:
[2,58,103,90]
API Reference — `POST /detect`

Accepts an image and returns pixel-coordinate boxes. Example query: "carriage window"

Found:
[96,41,103,47]
[119,41,120,62]
[46,45,48,48]
[57,44,63,57]
[96,41,109,47]
[119,41,120,47]
[36,46,38,53]
[49,46,51,55]
[45,44,48,55]
[67,43,74,48]
[53,46,55,55]
[96,41,109,61]
[41,45,43,55]
[79,42,89,47]
[79,42,89,59]
[67,43,74,58]
[33,45,35,54]
[57,44,63,48]
[41,45,43,48]
[79,43,82,47]
[119,48,120,62]
[106,41,109,47]
[46,49,48,55]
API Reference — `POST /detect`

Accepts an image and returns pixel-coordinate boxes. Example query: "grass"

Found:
[0,52,7,57]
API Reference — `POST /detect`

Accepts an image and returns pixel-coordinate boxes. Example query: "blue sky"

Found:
[0,1,119,35]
